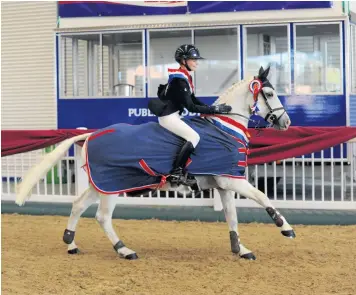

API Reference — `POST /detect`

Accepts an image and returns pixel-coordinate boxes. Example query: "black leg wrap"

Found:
[114,241,138,260]
[229,231,240,254]
[282,230,296,238]
[125,253,138,260]
[240,253,256,260]
[68,248,80,255]
[63,229,75,244]
[113,240,126,252]
[266,207,284,227]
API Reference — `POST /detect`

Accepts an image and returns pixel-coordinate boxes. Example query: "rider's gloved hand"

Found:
[214,103,232,114]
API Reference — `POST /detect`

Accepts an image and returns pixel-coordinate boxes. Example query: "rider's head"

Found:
[174,44,204,72]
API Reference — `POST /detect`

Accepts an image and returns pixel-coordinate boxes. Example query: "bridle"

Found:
[228,78,286,131]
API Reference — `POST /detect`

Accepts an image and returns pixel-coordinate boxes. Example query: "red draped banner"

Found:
[2,127,356,165]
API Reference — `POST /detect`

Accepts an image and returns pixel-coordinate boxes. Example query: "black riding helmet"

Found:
[174,44,204,71]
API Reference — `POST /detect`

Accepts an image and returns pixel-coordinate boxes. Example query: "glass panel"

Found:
[194,28,239,96]
[102,32,144,97]
[245,25,290,94]
[295,23,341,94]
[60,34,101,97]
[148,30,192,97]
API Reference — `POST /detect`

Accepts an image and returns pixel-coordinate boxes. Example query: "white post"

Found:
[75,128,89,196]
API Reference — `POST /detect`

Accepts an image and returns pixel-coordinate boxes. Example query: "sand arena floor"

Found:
[2,214,356,295]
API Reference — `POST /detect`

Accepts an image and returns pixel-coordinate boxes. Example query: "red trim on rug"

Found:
[238,148,247,153]
[88,129,115,141]
[139,159,157,176]
[228,134,247,148]
[238,161,247,167]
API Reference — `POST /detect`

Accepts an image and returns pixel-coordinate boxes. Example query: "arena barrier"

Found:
[2,136,355,211]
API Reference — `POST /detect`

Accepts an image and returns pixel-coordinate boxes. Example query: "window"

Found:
[351,24,356,93]
[59,31,144,98]
[193,27,239,96]
[148,30,192,97]
[60,34,101,97]
[294,23,342,94]
[244,25,290,94]
[102,31,144,97]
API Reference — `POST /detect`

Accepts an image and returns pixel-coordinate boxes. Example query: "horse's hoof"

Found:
[63,229,75,244]
[124,253,138,260]
[240,253,256,260]
[282,230,296,238]
[68,248,80,255]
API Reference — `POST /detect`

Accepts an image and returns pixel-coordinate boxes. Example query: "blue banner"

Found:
[188,1,332,14]
[58,1,333,18]
[57,95,346,129]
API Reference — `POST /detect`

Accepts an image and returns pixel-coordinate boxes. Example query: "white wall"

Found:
[1,1,57,129]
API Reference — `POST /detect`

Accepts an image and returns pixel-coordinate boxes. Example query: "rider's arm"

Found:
[191,94,207,106]
[170,79,217,114]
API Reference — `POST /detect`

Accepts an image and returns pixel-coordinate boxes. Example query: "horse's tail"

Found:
[15,133,92,206]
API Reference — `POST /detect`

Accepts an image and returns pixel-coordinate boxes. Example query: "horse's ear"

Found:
[263,66,270,78]
[258,66,264,76]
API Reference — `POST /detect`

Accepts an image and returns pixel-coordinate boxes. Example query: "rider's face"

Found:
[186,59,198,71]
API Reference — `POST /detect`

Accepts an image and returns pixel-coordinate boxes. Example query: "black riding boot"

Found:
[169,141,197,186]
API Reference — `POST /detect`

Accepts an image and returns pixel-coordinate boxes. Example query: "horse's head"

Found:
[249,66,291,130]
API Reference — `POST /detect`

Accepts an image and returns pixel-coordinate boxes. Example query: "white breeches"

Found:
[158,111,200,147]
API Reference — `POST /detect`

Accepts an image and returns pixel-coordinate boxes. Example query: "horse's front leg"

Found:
[218,189,256,260]
[215,177,296,238]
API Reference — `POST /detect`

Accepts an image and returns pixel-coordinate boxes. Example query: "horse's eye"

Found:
[266,92,273,98]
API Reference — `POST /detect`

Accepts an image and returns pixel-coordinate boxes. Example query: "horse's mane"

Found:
[213,78,251,106]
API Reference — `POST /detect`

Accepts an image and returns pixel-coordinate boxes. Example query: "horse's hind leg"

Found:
[96,194,138,260]
[218,189,256,260]
[63,186,99,254]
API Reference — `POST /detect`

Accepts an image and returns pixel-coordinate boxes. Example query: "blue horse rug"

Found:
[84,117,249,194]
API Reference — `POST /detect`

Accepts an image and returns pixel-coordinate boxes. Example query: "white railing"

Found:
[2,140,356,210]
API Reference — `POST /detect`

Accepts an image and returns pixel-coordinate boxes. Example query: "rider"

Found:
[148,44,232,186]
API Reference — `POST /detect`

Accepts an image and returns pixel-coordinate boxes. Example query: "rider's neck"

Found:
[179,65,190,73]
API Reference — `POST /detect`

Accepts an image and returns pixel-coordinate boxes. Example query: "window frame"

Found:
[350,23,356,94]
[243,23,291,95]
[58,29,146,99]
[293,21,343,95]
